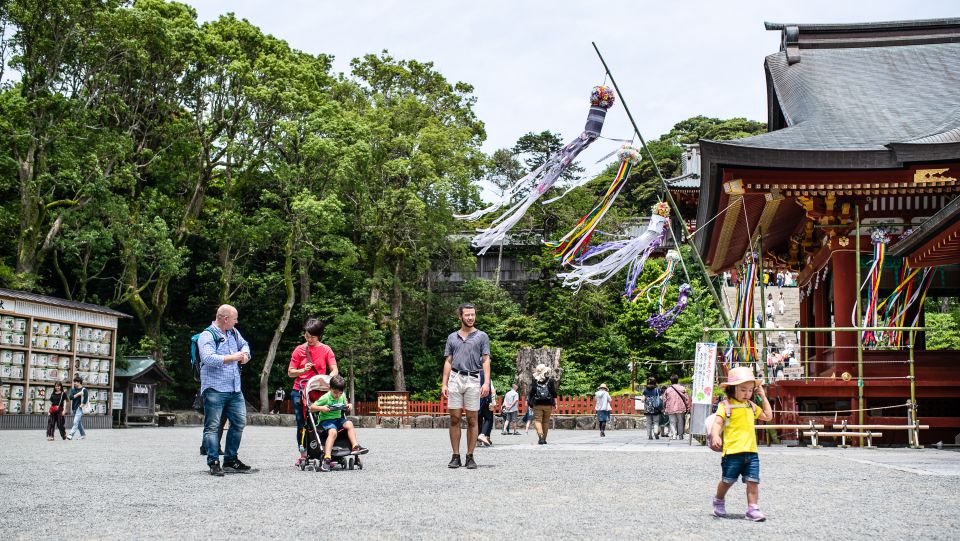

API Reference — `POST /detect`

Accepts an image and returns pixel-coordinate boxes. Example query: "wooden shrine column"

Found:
[813,277,829,375]
[798,293,811,370]
[831,248,857,371]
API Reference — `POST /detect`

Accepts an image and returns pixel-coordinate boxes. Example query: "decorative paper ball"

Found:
[617,144,642,165]
[590,85,616,109]
[653,201,670,218]
[665,249,681,262]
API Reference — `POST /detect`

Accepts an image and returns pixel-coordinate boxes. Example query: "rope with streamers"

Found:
[558,201,671,295]
[633,249,680,307]
[860,229,889,347]
[646,283,692,336]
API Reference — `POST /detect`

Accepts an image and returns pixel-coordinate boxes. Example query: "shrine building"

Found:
[694,18,960,444]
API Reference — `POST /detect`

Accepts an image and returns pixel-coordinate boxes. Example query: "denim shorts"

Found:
[320,417,346,432]
[721,452,760,484]
[596,410,611,422]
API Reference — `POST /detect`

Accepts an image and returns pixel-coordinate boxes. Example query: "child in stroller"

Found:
[302,374,369,472]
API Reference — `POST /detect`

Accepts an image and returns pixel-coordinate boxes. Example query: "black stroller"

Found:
[299,374,364,471]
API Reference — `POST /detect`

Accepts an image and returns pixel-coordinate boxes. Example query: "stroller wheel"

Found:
[356,456,363,470]
[347,457,354,470]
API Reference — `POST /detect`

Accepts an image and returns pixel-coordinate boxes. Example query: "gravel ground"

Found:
[1,426,958,540]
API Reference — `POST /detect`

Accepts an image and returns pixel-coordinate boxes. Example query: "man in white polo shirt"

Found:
[441,303,491,470]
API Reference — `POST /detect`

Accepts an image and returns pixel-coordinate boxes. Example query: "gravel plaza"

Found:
[1,425,958,540]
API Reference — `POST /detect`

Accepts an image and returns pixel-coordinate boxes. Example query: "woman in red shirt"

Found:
[288,318,338,467]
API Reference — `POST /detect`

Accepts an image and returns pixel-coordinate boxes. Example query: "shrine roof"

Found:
[888,195,960,267]
[695,18,960,263]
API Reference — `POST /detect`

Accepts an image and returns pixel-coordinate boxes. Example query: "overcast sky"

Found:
[183,1,956,180]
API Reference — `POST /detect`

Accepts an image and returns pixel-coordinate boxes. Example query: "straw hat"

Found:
[532,363,552,382]
[598,383,608,391]
[719,366,759,388]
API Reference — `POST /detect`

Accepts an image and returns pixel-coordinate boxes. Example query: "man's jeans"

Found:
[203,389,246,465]
[291,389,305,449]
[68,408,85,438]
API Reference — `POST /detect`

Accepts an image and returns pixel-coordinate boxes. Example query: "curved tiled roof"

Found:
[723,43,960,152]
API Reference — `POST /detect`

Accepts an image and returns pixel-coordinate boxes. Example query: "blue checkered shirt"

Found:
[199,323,251,393]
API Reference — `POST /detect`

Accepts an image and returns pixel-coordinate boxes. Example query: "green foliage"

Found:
[925,312,960,350]
[0,1,771,407]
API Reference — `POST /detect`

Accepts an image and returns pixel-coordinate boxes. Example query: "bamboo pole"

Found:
[704,326,927,332]
[590,42,734,341]
[856,207,864,431]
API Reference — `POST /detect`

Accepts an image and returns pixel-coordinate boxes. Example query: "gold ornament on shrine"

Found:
[841,372,852,381]
[838,236,849,247]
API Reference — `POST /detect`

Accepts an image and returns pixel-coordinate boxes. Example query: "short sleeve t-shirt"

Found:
[444,329,490,372]
[717,398,761,456]
[69,388,88,411]
[289,343,336,391]
[313,391,346,422]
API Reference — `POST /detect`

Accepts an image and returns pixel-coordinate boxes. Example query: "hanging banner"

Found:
[692,342,718,405]
[690,342,717,437]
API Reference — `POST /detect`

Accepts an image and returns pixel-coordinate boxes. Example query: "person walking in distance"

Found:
[47,381,68,441]
[200,304,252,476]
[272,387,285,415]
[66,376,89,440]
[441,303,491,469]
[663,375,691,439]
[595,383,612,437]
[501,384,520,435]
[528,363,558,445]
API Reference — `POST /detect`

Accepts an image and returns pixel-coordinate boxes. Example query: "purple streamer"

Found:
[646,283,692,336]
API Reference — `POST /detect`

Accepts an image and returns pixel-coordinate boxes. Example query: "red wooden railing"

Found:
[352,395,640,416]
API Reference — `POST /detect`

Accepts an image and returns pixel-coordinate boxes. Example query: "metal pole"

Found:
[856,207,864,431]
[590,42,735,341]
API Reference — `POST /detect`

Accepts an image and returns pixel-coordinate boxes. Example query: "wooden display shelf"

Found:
[0,344,29,351]
[30,347,74,355]
[75,351,111,359]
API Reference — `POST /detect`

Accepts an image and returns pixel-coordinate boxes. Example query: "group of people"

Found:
[640,375,692,440]
[67,299,770,521]
[723,269,797,289]
[195,305,367,476]
[43,376,91,441]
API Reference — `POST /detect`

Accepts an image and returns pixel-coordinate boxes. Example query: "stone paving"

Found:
[1,426,957,540]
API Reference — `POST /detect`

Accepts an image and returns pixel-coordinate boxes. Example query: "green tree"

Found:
[350,52,486,390]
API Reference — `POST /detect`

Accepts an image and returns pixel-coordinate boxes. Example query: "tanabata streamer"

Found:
[558,201,671,295]
[547,144,641,266]
[647,283,692,336]
[860,229,888,347]
[732,252,759,365]
[456,86,615,255]
[633,249,680,306]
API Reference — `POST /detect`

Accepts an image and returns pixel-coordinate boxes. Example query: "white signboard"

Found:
[692,342,718,405]
[112,392,123,410]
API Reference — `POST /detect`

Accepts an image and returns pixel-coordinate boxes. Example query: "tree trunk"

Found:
[495,239,504,287]
[259,233,296,412]
[390,260,405,391]
[420,272,432,348]
[298,258,311,307]
[515,347,562,398]
[16,144,42,277]
[218,242,233,303]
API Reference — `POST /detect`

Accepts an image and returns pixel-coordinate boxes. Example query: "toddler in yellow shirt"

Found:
[708,366,773,521]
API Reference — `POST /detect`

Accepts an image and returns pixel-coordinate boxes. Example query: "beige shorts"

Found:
[447,372,481,411]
